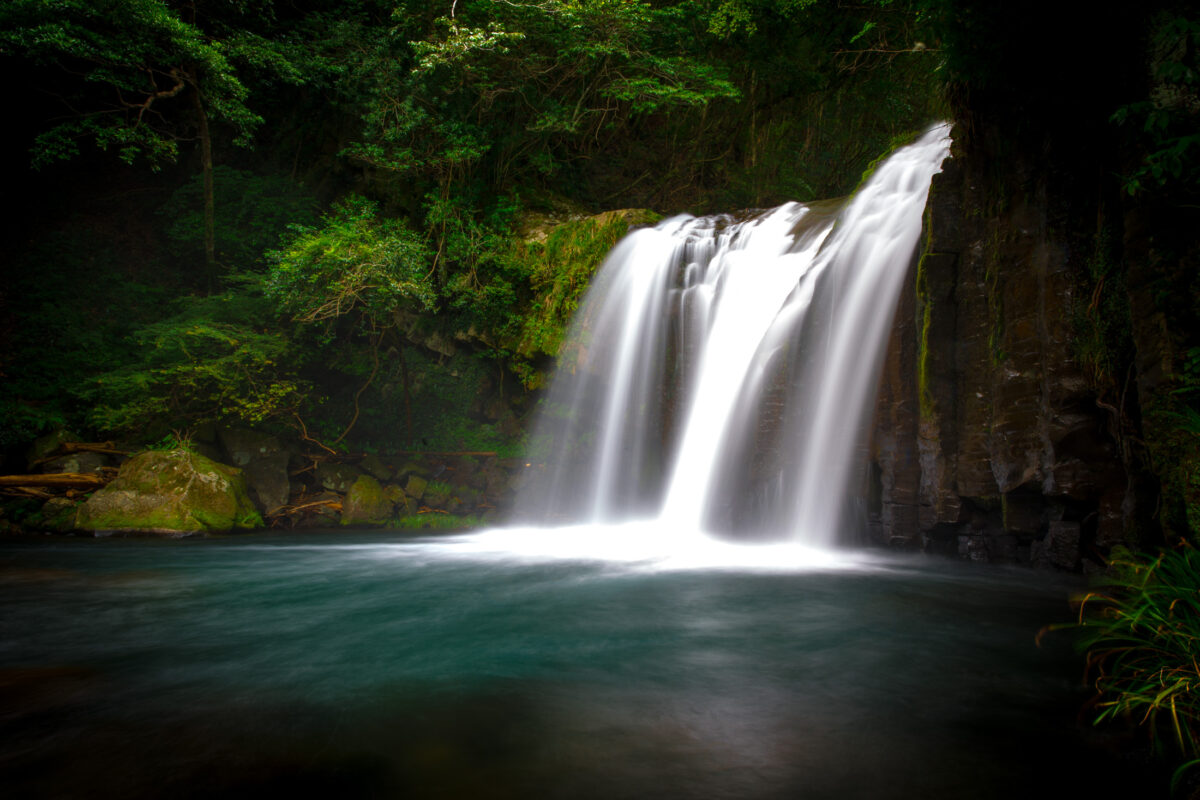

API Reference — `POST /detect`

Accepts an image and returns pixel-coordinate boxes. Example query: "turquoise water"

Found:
[0,531,1160,798]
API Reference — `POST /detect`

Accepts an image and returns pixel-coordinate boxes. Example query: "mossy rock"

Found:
[316,462,363,493]
[359,453,393,481]
[341,475,394,527]
[396,462,429,480]
[77,450,262,536]
[26,430,79,470]
[423,485,452,510]
[384,484,416,516]
[404,474,428,500]
[39,497,81,533]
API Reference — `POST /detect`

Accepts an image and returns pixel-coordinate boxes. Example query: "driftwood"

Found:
[266,497,343,529]
[29,442,129,469]
[55,442,128,457]
[3,486,54,499]
[0,473,109,489]
[277,498,343,515]
[303,450,499,463]
[388,450,498,457]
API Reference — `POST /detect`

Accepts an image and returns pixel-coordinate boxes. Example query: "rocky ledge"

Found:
[2,429,532,537]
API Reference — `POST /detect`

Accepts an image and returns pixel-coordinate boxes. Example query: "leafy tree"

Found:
[345,1,738,224]
[87,285,305,435]
[267,195,436,328]
[267,196,436,444]
[160,165,320,271]
[0,0,301,280]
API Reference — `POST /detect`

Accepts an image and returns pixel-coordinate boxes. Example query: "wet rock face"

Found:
[868,130,1132,569]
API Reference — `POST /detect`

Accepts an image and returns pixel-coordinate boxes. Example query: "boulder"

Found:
[423,484,452,510]
[1033,521,1081,571]
[395,461,429,480]
[39,497,81,533]
[341,475,395,527]
[404,474,428,500]
[216,428,291,514]
[385,484,416,516]
[359,453,393,481]
[77,450,262,535]
[41,452,110,475]
[25,430,79,470]
[316,462,363,494]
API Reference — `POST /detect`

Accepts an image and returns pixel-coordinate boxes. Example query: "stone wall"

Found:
[868,129,1137,570]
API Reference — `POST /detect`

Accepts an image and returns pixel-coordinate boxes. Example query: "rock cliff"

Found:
[868,127,1146,569]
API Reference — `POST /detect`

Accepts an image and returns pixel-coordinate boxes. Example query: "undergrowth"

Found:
[1063,543,1200,790]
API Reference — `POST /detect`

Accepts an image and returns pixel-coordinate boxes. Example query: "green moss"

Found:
[342,474,394,526]
[984,231,1007,365]
[854,129,923,196]
[78,449,262,533]
[916,251,937,423]
[510,210,661,380]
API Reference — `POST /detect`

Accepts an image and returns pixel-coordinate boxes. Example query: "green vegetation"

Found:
[1,0,944,454]
[392,512,485,531]
[1072,229,1134,389]
[88,286,304,436]
[1068,544,1200,787]
[0,5,1198,790]
[1111,12,1200,196]
[268,196,437,328]
[494,210,662,387]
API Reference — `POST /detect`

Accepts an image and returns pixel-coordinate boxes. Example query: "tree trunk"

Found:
[398,343,414,447]
[191,83,217,289]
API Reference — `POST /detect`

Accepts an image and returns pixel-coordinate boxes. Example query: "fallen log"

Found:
[30,442,128,469]
[389,450,498,457]
[301,450,500,464]
[56,442,128,457]
[277,498,343,514]
[0,473,109,489]
[2,487,54,499]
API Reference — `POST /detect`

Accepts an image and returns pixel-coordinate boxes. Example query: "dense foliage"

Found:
[0,0,945,452]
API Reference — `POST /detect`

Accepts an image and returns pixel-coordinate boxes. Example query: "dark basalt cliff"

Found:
[868,127,1162,570]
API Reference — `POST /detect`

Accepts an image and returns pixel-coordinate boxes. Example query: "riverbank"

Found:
[0,428,529,537]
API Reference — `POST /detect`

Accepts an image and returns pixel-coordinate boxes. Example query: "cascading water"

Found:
[519,123,952,548]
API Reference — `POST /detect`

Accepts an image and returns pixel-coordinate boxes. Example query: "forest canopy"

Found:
[1,0,1192,451]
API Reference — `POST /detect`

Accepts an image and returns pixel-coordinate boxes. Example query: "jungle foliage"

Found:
[2,0,1195,459]
[0,0,948,452]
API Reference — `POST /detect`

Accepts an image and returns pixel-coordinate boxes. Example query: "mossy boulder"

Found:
[341,475,394,527]
[384,484,415,516]
[316,462,363,493]
[39,497,81,532]
[404,474,428,500]
[423,484,453,510]
[77,450,262,536]
[216,428,291,514]
[359,453,393,481]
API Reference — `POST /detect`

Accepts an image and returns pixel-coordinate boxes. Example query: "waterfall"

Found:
[519,123,952,547]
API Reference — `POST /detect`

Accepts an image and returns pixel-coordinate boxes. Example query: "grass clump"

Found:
[391,514,484,531]
[1069,544,1200,786]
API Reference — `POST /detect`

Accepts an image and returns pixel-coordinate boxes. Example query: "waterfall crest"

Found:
[519,124,952,546]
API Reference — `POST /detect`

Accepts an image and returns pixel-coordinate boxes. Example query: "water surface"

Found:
[0,530,1158,798]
